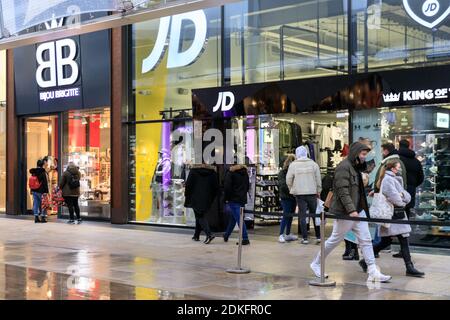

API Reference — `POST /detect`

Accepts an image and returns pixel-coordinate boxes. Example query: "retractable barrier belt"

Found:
[244,210,450,227]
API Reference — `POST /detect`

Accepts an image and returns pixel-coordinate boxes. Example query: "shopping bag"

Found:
[369,183,393,228]
[41,193,52,211]
[51,187,66,207]
[316,199,325,226]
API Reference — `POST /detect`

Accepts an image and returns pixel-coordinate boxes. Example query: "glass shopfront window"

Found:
[356,0,450,72]
[353,105,450,247]
[228,0,348,84]
[61,108,111,219]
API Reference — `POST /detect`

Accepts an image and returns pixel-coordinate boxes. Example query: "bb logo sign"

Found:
[142,10,208,73]
[403,0,450,29]
[36,38,79,88]
[213,91,235,113]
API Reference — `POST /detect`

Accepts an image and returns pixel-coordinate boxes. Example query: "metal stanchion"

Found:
[309,209,336,287]
[227,207,251,274]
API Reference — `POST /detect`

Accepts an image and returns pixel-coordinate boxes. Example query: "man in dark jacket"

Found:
[223,164,250,245]
[398,139,424,218]
[310,142,392,283]
[184,164,219,244]
[59,163,82,224]
[30,159,49,223]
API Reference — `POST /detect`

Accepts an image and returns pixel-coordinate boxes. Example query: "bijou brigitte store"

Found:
[126,0,450,249]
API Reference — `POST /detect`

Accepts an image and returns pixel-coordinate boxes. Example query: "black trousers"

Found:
[64,196,80,221]
[193,210,212,238]
[296,195,320,239]
[373,235,412,266]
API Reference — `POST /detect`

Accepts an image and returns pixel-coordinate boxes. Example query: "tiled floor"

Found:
[0,217,449,300]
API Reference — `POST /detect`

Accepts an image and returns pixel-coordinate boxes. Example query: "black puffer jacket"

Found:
[278,168,295,200]
[329,142,370,216]
[29,167,49,194]
[398,147,425,188]
[224,165,249,206]
[184,165,219,214]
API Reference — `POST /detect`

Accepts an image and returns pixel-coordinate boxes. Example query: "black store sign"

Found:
[14,30,111,115]
[192,64,450,119]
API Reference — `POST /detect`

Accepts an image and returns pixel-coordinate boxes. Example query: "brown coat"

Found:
[59,165,81,197]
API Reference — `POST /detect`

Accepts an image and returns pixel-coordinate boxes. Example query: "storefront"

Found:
[125,0,450,248]
[12,29,112,220]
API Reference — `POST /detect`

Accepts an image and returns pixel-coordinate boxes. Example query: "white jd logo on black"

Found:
[36,39,79,88]
[403,0,450,28]
[213,92,235,112]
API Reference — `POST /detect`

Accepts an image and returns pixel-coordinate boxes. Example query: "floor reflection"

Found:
[0,264,203,300]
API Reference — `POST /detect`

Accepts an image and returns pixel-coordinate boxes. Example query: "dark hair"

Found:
[399,139,410,149]
[381,143,395,154]
[42,156,48,162]
[36,159,44,168]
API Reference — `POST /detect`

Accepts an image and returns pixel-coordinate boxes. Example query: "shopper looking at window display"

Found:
[29,159,49,224]
[278,154,298,243]
[59,162,82,225]
[286,146,322,245]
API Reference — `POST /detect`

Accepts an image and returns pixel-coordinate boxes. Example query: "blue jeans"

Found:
[280,199,296,235]
[32,192,47,217]
[224,202,248,240]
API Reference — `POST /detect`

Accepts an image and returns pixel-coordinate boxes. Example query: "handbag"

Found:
[369,182,394,228]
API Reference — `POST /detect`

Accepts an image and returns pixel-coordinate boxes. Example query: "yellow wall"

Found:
[134,43,168,222]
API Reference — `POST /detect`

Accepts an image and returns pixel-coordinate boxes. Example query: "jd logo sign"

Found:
[213,92,235,113]
[36,38,79,88]
[403,0,450,29]
[142,10,208,73]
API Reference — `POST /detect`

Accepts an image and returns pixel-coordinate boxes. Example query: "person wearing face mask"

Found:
[310,142,392,283]
[373,143,407,193]
[359,160,425,278]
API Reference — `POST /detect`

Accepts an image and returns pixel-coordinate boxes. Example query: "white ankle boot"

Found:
[367,264,392,283]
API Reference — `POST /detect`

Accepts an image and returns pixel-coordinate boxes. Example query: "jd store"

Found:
[126,0,450,249]
[12,30,112,220]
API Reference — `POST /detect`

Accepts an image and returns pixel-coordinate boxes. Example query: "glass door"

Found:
[24,116,59,214]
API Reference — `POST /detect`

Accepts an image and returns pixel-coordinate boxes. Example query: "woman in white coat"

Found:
[360,160,425,277]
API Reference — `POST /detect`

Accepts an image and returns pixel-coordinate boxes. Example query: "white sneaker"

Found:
[367,265,392,283]
[279,235,286,243]
[310,262,328,278]
[285,234,298,241]
[301,239,309,245]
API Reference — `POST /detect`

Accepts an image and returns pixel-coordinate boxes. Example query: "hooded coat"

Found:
[379,171,412,237]
[329,142,370,216]
[184,165,219,214]
[59,164,81,197]
[374,151,407,192]
[398,147,424,188]
[29,167,49,194]
[224,165,249,206]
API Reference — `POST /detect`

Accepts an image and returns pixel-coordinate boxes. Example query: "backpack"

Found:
[68,173,80,189]
[29,175,41,190]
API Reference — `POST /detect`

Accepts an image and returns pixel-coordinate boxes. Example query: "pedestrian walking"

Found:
[278,154,298,243]
[310,142,392,283]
